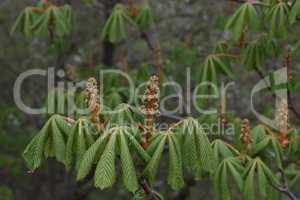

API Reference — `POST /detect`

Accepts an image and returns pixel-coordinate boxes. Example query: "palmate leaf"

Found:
[54,114,71,136]
[77,126,142,192]
[241,35,278,70]
[76,131,110,180]
[23,120,50,171]
[144,133,167,184]
[135,4,154,31]
[243,158,279,200]
[107,104,142,125]
[198,54,234,95]
[102,4,135,43]
[119,132,139,192]
[241,39,266,70]
[125,131,151,163]
[94,132,117,189]
[146,133,165,156]
[243,160,256,200]
[287,130,300,155]
[181,124,199,174]
[266,2,289,38]
[225,2,259,40]
[289,0,300,24]
[213,157,244,200]
[23,115,70,171]
[212,139,236,164]
[11,7,41,36]
[31,7,51,36]
[285,164,300,187]
[250,126,284,168]
[167,134,184,190]
[65,118,95,171]
[13,3,74,38]
[60,5,74,32]
[51,119,67,163]
[144,131,184,190]
[196,127,216,173]
[176,118,216,178]
[52,6,71,37]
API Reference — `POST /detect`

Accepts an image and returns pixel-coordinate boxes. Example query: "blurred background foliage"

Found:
[0,0,299,199]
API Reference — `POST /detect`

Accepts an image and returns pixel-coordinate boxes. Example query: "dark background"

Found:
[0,0,299,199]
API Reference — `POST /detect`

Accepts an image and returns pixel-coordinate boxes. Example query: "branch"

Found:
[270,169,299,200]
[141,32,155,51]
[139,178,159,200]
[229,0,247,3]
[229,0,269,6]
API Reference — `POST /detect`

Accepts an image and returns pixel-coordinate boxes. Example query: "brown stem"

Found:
[141,32,155,51]
[48,24,55,45]
[269,169,299,200]
[139,178,159,200]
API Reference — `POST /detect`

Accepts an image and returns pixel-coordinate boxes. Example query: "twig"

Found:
[229,0,269,6]
[269,169,299,200]
[139,178,159,200]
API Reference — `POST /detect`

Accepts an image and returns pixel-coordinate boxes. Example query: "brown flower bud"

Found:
[240,119,252,152]
[140,75,160,149]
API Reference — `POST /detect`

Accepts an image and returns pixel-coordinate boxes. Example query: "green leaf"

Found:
[266,2,289,38]
[212,139,235,164]
[271,139,283,168]
[199,54,234,94]
[241,35,273,70]
[51,119,66,164]
[147,133,164,156]
[227,159,244,191]
[167,134,184,190]
[243,158,278,200]
[196,128,216,173]
[65,118,95,171]
[244,162,255,200]
[23,122,49,171]
[214,157,244,200]
[102,4,135,43]
[135,5,154,31]
[257,163,267,197]
[94,132,117,189]
[144,134,167,184]
[11,8,37,36]
[251,137,271,155]
[289,0,300,24]
[77,131,109,180]
[119,132,139,192]
[54,115,71,136]
[52,7,70,36]
[31,8,51,36]
[226,3,259,40]
[125,131,151,163]
[23,115,68,170]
